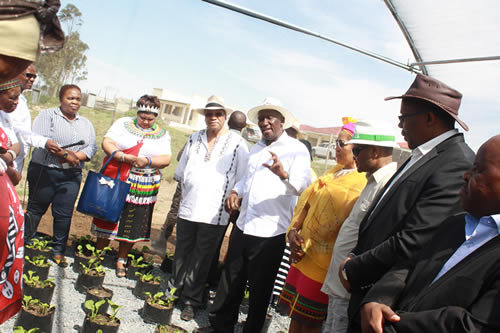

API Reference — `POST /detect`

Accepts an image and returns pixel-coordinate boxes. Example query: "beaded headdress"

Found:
[0,79,20,92]
[137,104,160,114]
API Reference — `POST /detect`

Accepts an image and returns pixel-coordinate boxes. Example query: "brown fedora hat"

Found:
[385,74,469,131]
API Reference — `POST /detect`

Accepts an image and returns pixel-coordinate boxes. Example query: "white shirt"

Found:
[377,129,458,205]
[176,129,249,225]
[10,94,48,172]
[234,132,311,237]
[321,162,398,299]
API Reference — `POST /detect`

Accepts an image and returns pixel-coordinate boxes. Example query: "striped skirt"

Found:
[279,265,329,326]
[92,168,161,243]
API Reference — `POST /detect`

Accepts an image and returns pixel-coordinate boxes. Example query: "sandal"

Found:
[51,255,69,268]
[115,267,126,278]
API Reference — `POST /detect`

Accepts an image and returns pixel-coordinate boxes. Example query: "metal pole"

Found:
[411,55,500,66]
[202,0,421,74]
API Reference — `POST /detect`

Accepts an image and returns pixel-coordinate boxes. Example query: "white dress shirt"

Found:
[176,129,249,225]
[234,132,311,237]
[321,162,398,299]
[10,94,48,172]
[376,129,458,206]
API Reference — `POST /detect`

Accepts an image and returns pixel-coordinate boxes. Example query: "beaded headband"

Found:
[137,104,160,114]
[0,79,20,92]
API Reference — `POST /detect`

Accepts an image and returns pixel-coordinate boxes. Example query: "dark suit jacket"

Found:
[344,133,475,324]
[361,213,500,332]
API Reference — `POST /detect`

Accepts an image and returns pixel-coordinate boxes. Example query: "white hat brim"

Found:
[347,138,400,148]
[195,106,232,116]
[247,104,294,129]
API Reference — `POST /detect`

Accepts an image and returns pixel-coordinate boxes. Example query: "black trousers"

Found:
[209,227,286,333]
[169,218,227,308]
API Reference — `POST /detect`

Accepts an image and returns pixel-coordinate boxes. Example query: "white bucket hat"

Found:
[247,97,295,129]
[194,95,232,116]
[347,120,399,148]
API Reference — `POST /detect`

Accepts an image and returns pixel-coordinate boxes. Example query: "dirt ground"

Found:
[31,180,233,263]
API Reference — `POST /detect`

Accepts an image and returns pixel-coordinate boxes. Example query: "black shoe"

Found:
[193,327,216,333]
[180,304,196,321]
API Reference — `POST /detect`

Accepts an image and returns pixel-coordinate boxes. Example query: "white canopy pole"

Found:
[202,0,421,74]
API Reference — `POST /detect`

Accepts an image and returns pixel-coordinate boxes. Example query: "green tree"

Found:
[37,3,89,96]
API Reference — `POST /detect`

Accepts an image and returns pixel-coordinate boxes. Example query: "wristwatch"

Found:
[62,151,68,159]
[342,266,348,281]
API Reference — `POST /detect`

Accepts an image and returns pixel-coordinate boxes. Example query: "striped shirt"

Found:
[31,107,97,169]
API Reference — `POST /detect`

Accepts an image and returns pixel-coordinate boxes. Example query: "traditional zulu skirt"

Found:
[92,167,161,243]
[279,265,329,326]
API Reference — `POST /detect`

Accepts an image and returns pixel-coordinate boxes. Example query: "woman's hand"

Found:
[122,153,137,165]
[289,228,305,264]
[133,157,149,168]
[64,150,80,167]
[45,140,62,154]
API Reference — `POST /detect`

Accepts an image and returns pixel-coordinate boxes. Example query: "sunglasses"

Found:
[205,111,225,118]
[352,145,370,157]
[398,110,427,123]
[25,73,37,79]
[335,139,347,148]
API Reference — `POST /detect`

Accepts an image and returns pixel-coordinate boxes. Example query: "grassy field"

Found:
[17,96,330,201]
[16,98,192,202]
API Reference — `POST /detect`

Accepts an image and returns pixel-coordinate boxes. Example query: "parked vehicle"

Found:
[242,127,261,143]
[312,142,335,159]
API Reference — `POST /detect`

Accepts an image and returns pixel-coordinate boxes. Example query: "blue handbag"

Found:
[77,151,131,223]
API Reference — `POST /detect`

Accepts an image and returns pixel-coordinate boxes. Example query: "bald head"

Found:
[460,135,500,217]
[228,110,247,132]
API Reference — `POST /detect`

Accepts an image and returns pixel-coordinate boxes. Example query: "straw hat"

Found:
[194,95,232,116]
[247,97,295,129]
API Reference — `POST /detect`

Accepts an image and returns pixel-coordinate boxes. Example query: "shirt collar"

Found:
[413,129,458,157]
[257,130,289,147]
[369,162,398,184]
[465,213,500,235]
[56,106,80,120]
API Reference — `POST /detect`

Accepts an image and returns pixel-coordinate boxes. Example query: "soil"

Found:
[88,314,120,326]
[88,287,113,298]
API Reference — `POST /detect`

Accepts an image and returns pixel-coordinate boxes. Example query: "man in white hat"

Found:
[198,97,311,333]
[169,95,249,321]
[321,120,399,333]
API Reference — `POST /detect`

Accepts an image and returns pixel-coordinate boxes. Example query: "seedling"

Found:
[22,295,55,315]
[135,271,163,284]
[25,255,51,267]
[80,258,107,276]
[107,299,121,322]
[127,253,153,268]
[25,238,52,251]
[13,327,40,333]
[144,289,177,306]
[84,299,106,320]
[23,270,55,288]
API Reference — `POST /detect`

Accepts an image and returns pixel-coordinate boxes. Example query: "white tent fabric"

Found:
[385,0,500,109]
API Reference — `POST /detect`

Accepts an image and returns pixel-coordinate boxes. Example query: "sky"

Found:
[59,0,499,151]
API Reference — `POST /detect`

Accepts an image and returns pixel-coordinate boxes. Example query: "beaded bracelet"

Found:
[147,156,152,168]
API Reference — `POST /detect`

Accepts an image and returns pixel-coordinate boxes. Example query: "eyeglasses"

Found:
[25,73,37,79]
[205,111,225,118]
[398,111,427,123]
[352,145,370,157]
[335,139,346,148]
